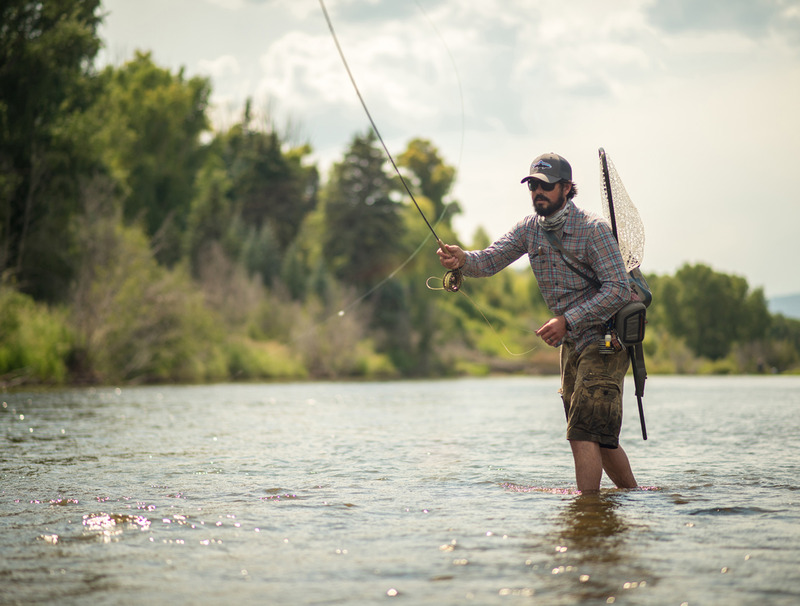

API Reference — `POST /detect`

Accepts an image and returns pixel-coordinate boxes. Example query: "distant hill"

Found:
[769,293,800,319]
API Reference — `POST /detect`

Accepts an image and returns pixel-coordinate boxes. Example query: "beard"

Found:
[533,191,567,217]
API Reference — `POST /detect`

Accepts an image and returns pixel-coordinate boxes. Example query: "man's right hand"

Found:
[437,243,466,270]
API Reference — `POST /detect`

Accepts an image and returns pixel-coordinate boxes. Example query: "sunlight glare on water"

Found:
[1,376,800,605]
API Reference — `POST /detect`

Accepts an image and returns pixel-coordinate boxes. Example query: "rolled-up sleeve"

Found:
[461,223,528,278]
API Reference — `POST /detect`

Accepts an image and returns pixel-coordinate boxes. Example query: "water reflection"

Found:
[555,493,629,564]
[548,492,653,603]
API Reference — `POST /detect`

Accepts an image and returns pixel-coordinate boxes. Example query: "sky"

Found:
[96,0,800,298]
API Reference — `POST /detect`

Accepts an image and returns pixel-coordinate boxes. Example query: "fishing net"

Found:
[599,152,645,272]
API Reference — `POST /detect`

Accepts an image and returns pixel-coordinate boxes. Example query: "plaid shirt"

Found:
[462,201,631,354]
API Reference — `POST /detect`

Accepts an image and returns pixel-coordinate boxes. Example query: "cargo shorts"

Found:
[559,340,630,448]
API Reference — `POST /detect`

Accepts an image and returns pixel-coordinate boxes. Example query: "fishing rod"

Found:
[318,0,462,292]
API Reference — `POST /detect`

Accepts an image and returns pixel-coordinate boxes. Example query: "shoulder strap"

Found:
[541,229,602,289]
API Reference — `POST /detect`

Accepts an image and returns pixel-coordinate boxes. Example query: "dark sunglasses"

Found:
[527,179,559,192]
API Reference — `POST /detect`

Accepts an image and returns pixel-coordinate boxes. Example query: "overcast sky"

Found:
[97,0,800,298]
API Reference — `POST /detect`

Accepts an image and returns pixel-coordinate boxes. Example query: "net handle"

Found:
[599,147,618,242]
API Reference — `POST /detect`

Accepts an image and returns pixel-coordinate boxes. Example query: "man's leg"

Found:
[571,440,638,491]
[570,440,603,492]
[562,342,637,491]
[601,444,637,488]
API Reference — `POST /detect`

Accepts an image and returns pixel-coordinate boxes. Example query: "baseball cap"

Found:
[520,152,572,184]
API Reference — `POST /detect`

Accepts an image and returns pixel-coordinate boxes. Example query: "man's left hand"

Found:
[536,316,567,347]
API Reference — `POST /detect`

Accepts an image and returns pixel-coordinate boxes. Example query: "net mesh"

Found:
[599,151,645,271]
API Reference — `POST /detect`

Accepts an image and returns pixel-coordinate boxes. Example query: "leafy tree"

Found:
[391,196,449,374]
[0,0,102,300]
[217,101,319,253]
[764,313,800,372]
[88,51,211,265]
[240,222,282,287]
[279,238,307,300]
[183,155,233,276]
[397,137,459,226]
[70,175,226,383]
[323,130,405,289]
[650,263,770,360]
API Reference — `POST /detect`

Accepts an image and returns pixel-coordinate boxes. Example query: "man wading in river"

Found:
[437,152,637,492]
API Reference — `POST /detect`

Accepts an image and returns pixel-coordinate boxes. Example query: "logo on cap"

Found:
[533,160,552,170]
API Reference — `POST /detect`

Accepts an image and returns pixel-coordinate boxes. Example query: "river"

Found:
[2,375,799,605]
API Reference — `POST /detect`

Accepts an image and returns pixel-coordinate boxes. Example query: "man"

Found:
[437,152,637,492]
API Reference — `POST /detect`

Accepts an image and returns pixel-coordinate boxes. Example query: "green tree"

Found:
[323,130,405,289]
[88,51,211,265]
[0,0,102,300]
[397,137,459,226]
[70,175,226,383]
[240,222,282,287]
[183,155,233,276]
[217,101,319,253]
[279,238,308,300]
[652,263,770,360]
[764,314,800,372]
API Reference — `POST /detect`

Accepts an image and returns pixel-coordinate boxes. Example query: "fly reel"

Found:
[443,268,463,292]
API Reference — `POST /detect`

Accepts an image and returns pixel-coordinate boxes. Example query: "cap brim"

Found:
[520,174,560,184]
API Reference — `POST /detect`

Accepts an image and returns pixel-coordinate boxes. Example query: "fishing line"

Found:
[424,277,538,357]
[315,0,541,359]
[282,0,468,352]
[412,0,465,172]
[318,0,462,293]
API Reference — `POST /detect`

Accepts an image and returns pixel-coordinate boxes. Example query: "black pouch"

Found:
[615,301,647,346]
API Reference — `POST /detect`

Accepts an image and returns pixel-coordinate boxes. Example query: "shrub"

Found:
[226,337,307,380]
[0,288,72,384]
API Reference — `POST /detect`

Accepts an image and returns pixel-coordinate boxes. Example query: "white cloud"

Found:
[197,54,241,79]
[204,0,247,10]
[97,0,800,295]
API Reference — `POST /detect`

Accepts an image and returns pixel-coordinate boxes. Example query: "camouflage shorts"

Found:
[560,341,630,448]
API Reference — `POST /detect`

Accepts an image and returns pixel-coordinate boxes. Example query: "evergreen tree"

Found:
[219,101,319,253]
[323,131,405,290]
[184,156,233,277]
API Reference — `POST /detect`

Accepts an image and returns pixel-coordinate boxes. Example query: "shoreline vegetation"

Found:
[2,1,800,390]
[3,262,799,390]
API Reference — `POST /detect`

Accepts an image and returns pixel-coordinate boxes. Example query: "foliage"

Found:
[0,0,102,300]
[87,51,211,265]
[759,313,800,373]
[647,264,770,361]
[0,288,72,384]
[397,137,459,225]
[225,337,307,381]
[69,176,227,384]
[2,17,799,386]
[183,155,234,278]
[289,290,380,378]
[323,130,406,290]
[215,101,319,254]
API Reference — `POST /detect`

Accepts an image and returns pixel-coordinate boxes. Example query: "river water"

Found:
[2,375,799,605]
